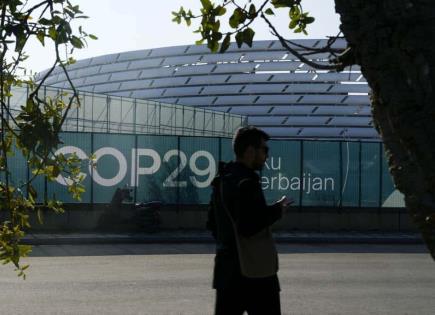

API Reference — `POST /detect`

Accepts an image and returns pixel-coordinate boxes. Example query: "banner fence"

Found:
[7,132,405,208]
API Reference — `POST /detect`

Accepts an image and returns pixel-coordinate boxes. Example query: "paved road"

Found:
[1,244,434,315]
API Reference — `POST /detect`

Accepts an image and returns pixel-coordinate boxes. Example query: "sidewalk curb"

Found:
[22,233,424,246]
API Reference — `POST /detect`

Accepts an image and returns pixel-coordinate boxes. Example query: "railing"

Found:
[7,85,246,138]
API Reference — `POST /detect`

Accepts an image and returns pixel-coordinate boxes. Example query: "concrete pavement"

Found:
[1,243,434,315]
[22,230,424,245]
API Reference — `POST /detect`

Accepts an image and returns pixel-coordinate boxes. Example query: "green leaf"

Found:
[289,19,298,29]
[211,31,222,41]
[272,0,296,8]
[70,36,84,48]
[38,18,52,26]
[290,5,300,18]
[36,31,45,46]
[64,8,75,18]
[249,4,256,17]
[208,39,219,53]
[200,0,213,11]
[265,8,275,15]
[212,20,220,32]
[37,208,43,225]
[229,9,241,28]
[28,185,37,200]
[63,21,72,35]
[235,32,244,48]
[220,34,231,53]
[243,28,255,47]
[305,16,315,24]
[88,34,98,40]
[18,246,32,257]
[48,26,57,40]
[15,31,26,52]
[216,5,226,16]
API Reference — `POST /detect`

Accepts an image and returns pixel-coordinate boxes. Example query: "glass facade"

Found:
[7,85,246,138]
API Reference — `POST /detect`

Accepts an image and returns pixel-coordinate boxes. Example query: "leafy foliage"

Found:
[172,0,315,53]
[0,0,96,278]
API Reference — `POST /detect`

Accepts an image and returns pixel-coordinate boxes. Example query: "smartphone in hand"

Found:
[276,196,295,209]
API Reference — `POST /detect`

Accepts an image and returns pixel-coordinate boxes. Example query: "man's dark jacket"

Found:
[207,161,282,291]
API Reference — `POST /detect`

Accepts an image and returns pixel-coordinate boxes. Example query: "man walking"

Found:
[207,126,292,315]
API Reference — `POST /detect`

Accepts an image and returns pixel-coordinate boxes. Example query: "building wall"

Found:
[40,39,376,140]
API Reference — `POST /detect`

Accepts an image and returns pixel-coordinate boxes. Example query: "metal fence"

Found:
[7,132,404,208]
[7,85,246,137]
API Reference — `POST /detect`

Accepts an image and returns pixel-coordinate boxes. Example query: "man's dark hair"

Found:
[233,126,270,158]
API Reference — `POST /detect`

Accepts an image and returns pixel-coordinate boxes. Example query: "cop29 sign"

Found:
[13,132,403,207]
[54,146,216,189]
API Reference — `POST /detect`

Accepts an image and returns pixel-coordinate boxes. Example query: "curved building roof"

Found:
[40,39,376,140]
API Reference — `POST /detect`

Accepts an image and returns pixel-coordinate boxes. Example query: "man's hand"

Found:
[275,196,295,215]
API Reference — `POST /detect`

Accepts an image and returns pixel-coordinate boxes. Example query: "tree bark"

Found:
[335,0,435,259]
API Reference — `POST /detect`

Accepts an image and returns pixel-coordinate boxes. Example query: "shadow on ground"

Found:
[28,243,429,257]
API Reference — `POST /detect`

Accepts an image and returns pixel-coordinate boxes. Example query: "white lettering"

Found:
[261,176,270,190]
[325,177,335,191]
[271,176,277,190]
[312,177,323,191]
[189,150,216,188]
[163,150,187,187]
[270,157,281,170]
[278,173,289,190]
[90,147,127,186]
[290,177,300,190]
[131,148,161,187]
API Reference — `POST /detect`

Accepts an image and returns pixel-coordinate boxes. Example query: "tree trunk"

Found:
[335,0,435,259]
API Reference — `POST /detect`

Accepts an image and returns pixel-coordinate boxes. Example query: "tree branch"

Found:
[261,12,344,70]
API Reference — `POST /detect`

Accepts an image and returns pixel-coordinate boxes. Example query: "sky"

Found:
[24,0,340,74]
